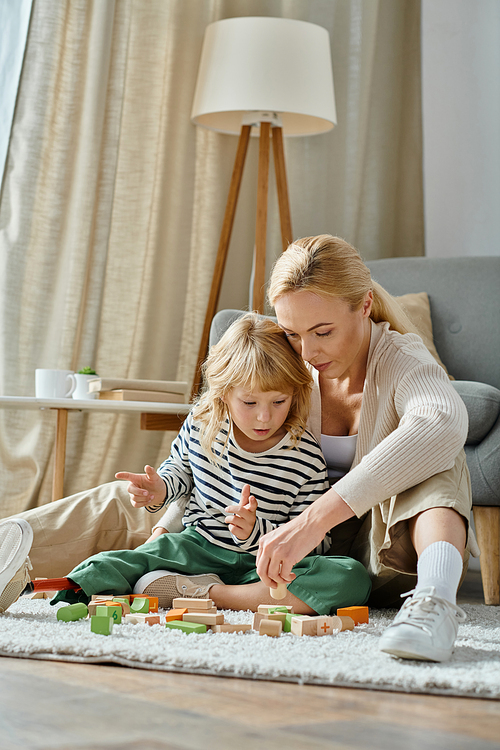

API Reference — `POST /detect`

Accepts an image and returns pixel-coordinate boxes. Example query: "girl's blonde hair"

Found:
[268,234,419,335]
[192,313,312,461]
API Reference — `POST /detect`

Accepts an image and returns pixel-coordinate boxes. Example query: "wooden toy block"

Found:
[130,597,149,614]
[182,612,224,626]
[213,623,252,634]
[96,604,122,624]
[26,591,48,599]
[56,603,88,622]
[252,612,264,631]
[269,583,287,600]
[113,597,131,614]
[259,619,282,637]
[165,620,207,634]
[267,612,287,625]
[90,615,114,635]
[338,615,355,631]
[316,616,342,636]
[257,604,293,615]
[290,616,319,636]
[129,594,159,612]
[165,608,188,621]
[283,613,307,632]
[124,613,161,625]
[336,606,369,625]
[172,597,213,611]
[91,594,119,602]
[87,601,100,617]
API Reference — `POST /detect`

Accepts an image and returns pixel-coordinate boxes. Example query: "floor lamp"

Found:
[190,17,336,396]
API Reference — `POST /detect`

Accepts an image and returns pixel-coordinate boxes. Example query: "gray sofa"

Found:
[210,255,500,604]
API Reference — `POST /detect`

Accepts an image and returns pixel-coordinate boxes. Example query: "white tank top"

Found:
[321,433,358,483]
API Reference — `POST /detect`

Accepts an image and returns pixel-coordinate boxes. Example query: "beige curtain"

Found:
[0,0,423,517]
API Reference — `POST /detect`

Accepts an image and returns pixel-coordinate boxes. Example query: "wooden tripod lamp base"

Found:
[191,116,293,399]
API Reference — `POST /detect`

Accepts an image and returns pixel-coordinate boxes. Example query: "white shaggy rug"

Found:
[0,598,499,699]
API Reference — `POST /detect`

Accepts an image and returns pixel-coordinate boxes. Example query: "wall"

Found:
[422,0,500,258]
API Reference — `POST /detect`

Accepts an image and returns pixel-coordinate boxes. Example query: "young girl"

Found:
[7,315,371,615]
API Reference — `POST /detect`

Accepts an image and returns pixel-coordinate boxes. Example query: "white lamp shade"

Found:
[191,17,336,137]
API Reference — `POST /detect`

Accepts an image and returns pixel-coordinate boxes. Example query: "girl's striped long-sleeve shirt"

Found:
[155,412,330,555]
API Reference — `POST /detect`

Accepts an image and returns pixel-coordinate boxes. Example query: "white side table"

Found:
[0,397,190,502]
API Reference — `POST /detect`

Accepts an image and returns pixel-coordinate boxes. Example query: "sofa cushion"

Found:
[395,292,452,378]
[452,380,500,445]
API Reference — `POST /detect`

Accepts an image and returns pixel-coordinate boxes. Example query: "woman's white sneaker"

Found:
[379,586,466,662]
[133,570,224,609]
[0,519,34,614]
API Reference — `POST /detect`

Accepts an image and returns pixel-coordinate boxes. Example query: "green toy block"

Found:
[130,597,149,614]
[165,620,207,634]
[96,604,122,624]
[284,613,307,633]
[91,615,114,635]
[56,603,88,622]
[269,606,289,615]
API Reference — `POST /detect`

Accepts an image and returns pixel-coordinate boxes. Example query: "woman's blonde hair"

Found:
[192,313,312,462]
[268,234,419,335]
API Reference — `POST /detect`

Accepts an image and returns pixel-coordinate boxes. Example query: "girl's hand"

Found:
[224,484,257,540]
[115,465,167,508]
[144,526,169,544]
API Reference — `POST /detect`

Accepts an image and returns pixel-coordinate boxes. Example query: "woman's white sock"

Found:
[416,540,464,604]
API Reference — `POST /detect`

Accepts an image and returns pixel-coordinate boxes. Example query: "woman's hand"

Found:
[256,488,355,587]
[224,484,257,540]
[115,465,167,508]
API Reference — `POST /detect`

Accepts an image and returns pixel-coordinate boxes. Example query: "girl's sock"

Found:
[416,540,463,604]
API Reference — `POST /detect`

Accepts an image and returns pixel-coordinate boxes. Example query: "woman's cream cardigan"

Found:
[306,320,469,519]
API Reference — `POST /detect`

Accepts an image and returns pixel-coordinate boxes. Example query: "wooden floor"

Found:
[0,568,498,750]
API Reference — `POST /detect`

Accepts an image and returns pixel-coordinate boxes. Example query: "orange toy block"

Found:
[336,606,369,625]
[124,613,161,626]
[165,608,188,621]
[183,612,224,627]
[129,594,159,613]
[259,619,282,637]
[172,597,213,611]
[213,623,251,634]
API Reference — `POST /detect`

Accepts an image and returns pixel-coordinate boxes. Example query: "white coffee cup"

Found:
[35,369,77,399]
[73,373,98,400]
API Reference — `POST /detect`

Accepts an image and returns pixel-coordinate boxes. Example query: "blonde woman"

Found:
[0,314,370,616]
[256,234,472,662]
